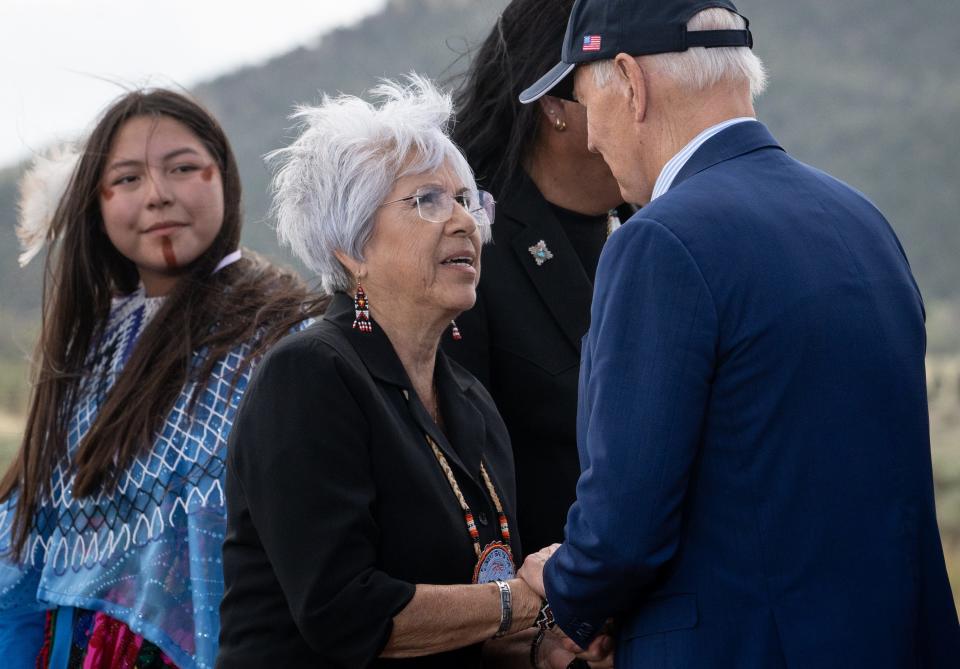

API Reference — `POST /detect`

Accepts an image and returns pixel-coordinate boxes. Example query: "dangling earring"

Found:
[353,283,373,333]
[450,320,462,341]
[553,117,566,132]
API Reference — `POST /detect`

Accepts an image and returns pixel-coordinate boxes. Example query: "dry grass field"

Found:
[929,356,960,611]
[0,410,22,472]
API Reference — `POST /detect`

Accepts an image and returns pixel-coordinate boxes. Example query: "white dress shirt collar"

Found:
[650,117,756,202]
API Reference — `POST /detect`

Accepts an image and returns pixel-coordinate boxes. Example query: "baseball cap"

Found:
[519,0,752,103]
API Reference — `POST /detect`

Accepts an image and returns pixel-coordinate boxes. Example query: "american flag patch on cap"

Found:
[582,35,602,51]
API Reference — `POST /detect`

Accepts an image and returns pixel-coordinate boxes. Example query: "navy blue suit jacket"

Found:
[543,121,960,667]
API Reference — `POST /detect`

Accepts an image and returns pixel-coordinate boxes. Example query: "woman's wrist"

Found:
[493,580,513,638]
[529,628,547,668]
[505,577,543,631]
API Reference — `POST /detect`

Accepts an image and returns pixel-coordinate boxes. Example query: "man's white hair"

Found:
[269,74,486,294]
[590,8,768,99]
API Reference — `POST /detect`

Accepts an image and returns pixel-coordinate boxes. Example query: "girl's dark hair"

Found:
[0,89,327,558]
[452,0,575,193]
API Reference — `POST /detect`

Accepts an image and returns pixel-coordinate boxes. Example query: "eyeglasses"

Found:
[381,187,495,226]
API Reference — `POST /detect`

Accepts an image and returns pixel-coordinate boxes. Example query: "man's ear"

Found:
[615,53,647,124]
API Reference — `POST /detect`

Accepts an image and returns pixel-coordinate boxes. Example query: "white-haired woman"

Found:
[216,77,598,668]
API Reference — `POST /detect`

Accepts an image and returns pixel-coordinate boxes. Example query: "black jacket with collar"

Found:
[218,293,518,668]
[444,172,597,555]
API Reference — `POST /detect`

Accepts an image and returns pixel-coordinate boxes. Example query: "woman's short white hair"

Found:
[268,74,486,294]
[590,8,768,99]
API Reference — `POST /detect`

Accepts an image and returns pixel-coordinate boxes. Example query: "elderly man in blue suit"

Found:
[516,0,960,667]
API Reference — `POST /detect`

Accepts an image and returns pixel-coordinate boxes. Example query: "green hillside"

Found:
[192,0,507,273]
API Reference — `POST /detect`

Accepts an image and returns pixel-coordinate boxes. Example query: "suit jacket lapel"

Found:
[670,121,784,192]
[502,173,595,350]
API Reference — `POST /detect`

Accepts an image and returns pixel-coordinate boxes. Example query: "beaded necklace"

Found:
[424,434,515,583]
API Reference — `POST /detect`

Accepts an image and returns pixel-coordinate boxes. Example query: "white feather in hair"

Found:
[16,143,82,267]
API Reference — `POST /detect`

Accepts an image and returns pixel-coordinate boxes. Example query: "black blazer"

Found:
[217,293,518,669]
[444,172,597,554]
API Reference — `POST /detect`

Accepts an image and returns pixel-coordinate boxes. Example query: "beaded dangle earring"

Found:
[450,320,462,341]
[352,282,373,333]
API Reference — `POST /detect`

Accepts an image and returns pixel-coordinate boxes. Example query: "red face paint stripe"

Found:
[161,236,178,269]
[201,165,214,182]
[101,187,115,200]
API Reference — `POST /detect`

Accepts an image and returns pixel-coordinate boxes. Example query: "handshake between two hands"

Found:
[517,544,616,669]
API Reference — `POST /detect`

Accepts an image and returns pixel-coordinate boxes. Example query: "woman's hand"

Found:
[517,543,561,597]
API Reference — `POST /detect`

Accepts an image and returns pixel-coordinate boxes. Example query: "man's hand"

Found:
[517,543,561,597]
[558,628,615,666]
[519,544,616,666]
[537,628,615,669]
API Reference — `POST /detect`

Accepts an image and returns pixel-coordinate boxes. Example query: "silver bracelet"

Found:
[493,579,513,638]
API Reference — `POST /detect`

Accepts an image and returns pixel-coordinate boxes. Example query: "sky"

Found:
[0,0,387,167]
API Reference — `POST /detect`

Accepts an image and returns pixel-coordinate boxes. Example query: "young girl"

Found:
[0,90,325,669]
